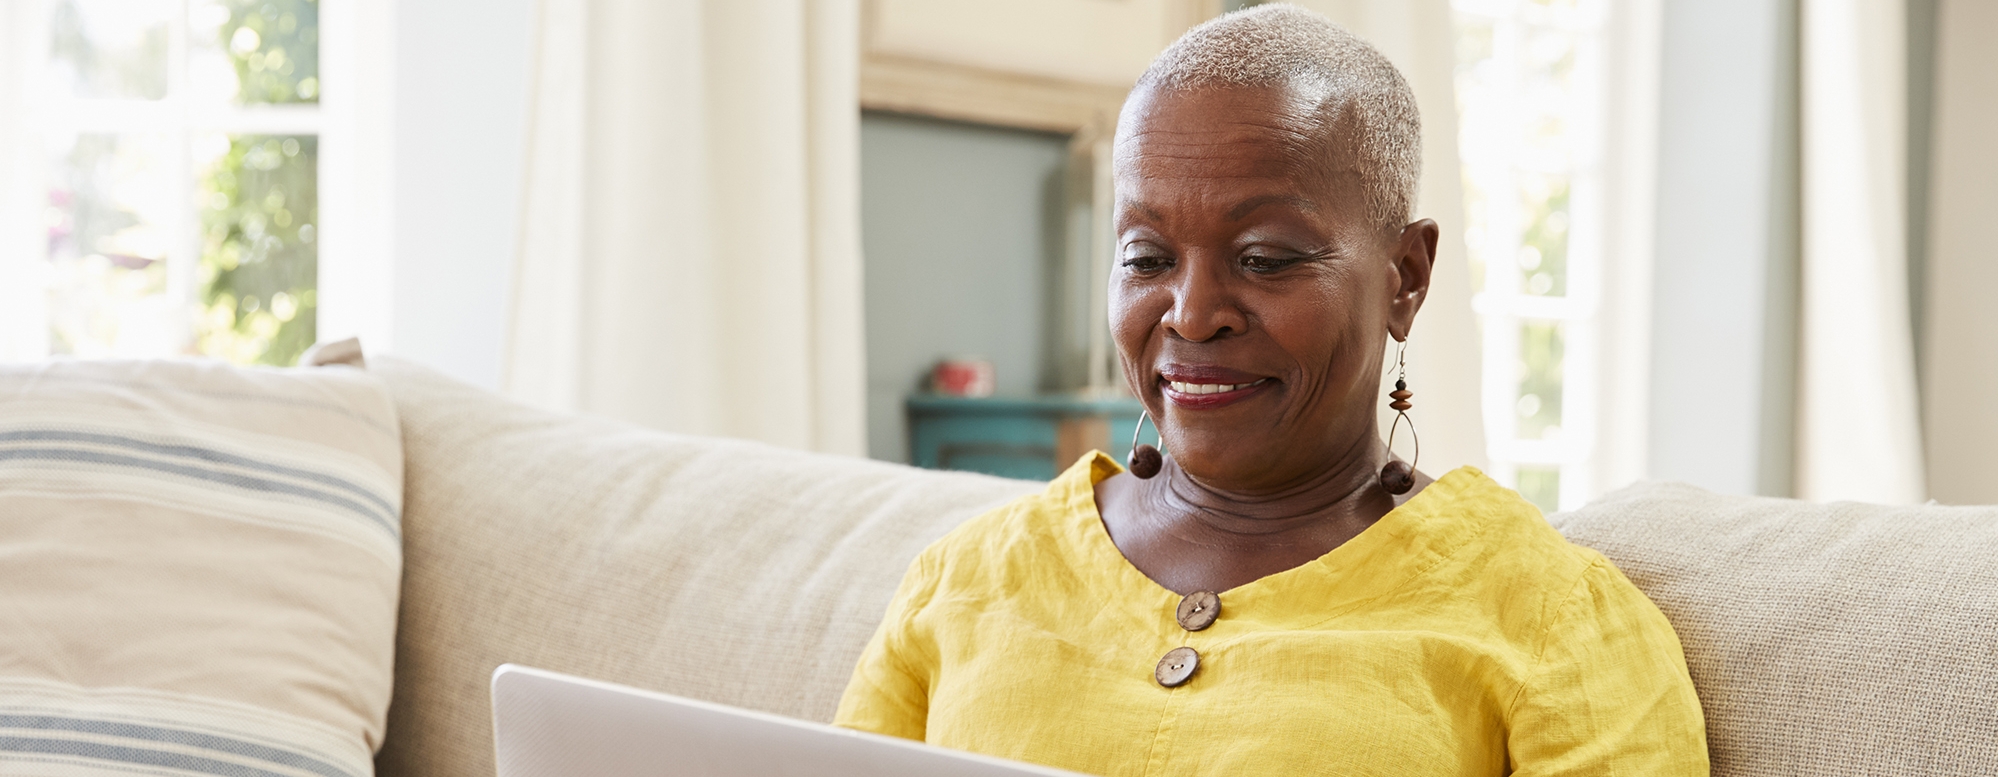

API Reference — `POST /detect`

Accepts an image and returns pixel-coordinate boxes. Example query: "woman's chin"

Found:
[1165,440,1300,489]
[1166,447,1294,491]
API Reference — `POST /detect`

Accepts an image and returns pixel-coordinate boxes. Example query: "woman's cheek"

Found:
[1279,302,1358,394]
[1108,283,1160,385]
[1110,282,1164,342]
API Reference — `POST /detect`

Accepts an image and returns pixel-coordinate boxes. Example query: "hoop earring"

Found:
[1128,410,1163,479]
[1381,341,1419,495]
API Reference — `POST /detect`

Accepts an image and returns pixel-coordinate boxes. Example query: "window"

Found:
[1452,0,1611,511]
[0,0,388,366]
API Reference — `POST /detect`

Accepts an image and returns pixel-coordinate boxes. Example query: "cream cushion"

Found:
[1552,482,1998,776]
[369,358,1040,777]
[0,359,402,777]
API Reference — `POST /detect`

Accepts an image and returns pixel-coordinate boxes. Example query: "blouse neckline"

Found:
[1057,451,1507,628]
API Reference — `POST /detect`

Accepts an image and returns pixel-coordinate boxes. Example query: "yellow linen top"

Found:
[836,453,1708,776]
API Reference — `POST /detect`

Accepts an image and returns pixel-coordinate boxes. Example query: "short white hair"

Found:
[1131,3,1422,231]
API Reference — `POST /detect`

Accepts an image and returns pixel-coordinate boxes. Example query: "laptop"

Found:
[491,664,1088,777]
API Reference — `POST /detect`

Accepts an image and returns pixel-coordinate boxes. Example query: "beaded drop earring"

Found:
[1128,410,1163,479]
[1381,341,1420,495]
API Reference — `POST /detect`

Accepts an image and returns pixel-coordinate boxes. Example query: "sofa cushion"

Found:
[369,358,1040,777]
[0,358,403,777]
[1552,482,1998,775]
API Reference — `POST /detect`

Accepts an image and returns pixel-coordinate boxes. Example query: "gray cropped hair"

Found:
[1133,3,1422,232]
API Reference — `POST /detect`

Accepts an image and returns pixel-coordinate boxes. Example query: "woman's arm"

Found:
[833,550,941,741]
[1507,560,1711,775]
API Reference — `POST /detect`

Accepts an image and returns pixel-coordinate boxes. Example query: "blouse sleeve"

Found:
[1507,560,1710,776]
[832,549,941,742]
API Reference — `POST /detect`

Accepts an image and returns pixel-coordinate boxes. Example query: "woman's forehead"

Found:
[1114,86,1366,222]
[1119,86,1331,155]
[1115,172,1368,235]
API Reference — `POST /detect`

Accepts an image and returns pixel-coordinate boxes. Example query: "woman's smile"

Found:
[1159,364,1275,409]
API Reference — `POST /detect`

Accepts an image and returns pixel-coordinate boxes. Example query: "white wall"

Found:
[389,0,536,389]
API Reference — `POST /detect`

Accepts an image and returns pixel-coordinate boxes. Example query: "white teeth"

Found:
[1167,379,1263,394]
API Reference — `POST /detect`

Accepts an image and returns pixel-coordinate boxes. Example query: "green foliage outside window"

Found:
[1516,320,1565,440]
[48,1,167,99]
[1516,465,1561,514]
[198,0,319,366]
[197,135,317,366]
[223,0,319,104]
[1518,176,1569,297]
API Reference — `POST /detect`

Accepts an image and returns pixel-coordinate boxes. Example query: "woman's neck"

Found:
[1142,430,1396,544]
[1096,432,1421,594]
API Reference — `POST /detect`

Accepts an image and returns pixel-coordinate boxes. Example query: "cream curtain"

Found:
[1919,0,1998,504]
[1290,0,1488,475]
[1796,0,1926,502]
[507,0,867,455]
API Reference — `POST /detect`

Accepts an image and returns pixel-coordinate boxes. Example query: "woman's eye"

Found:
[1241,255,1297,273]
[1122,255,1173,273]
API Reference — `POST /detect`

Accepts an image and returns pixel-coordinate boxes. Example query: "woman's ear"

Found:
[1386,219,1440,341]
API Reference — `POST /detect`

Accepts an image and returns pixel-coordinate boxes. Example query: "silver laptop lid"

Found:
[492,664,1087,777]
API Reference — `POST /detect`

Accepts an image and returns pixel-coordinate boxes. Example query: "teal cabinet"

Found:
[907,395,1147,480]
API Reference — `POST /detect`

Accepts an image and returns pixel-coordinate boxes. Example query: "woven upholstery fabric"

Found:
[0,359,403,777]
[1551,482,1998,775]
[368,358,1040,777]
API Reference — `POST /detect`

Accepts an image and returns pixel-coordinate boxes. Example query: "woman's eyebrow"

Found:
[1124,202,1168,223]
[1227,194,1317,220]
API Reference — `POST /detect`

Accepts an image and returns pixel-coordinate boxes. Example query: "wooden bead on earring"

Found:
[1380,459,1414,495]
[1128,444,1162,479]
[1382,347,1420,495]
[1129,409,1163,479]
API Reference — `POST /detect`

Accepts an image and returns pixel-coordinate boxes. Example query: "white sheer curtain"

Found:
[1593,0,1665,499]
[1290,0,1488,476]
[507,0,867,456]
[1797,0,1926,502]
[0,3,41,362]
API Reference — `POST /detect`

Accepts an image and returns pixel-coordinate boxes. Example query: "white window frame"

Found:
[1454,0,1658,510]
[0,0,392,363]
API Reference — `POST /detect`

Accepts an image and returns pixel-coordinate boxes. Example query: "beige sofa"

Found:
[7,356,1991,776]
[366,358,1997,776]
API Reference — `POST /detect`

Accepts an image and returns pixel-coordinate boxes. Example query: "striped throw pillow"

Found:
[0,358,402,777]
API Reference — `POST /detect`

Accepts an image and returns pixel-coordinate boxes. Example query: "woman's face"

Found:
[1111,83,1431,492]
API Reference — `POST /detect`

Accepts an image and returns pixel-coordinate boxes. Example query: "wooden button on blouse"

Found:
[1175,590,1221,631]
[1155,646,1200,688]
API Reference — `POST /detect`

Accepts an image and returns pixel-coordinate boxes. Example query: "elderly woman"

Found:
[836,5,1706,775]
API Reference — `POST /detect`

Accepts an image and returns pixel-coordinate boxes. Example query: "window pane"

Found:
[1459,170,1493,295]
[1517,173,1569,297]
[46,133,184,357]
[47,0,173,100]
[1516,320,1565,440]
[1516,465,1560,514]
[191,0,320,105]
[1452,15,1497,294]
[197,134,318,366]
[1520,25,1578,164]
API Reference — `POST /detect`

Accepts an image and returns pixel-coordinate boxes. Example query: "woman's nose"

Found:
[1162,258,1247,343]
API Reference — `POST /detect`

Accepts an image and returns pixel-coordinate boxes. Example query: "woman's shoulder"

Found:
[1413,467,1646,609]
[911,452,1115,589]
[1375,468,1679,685]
